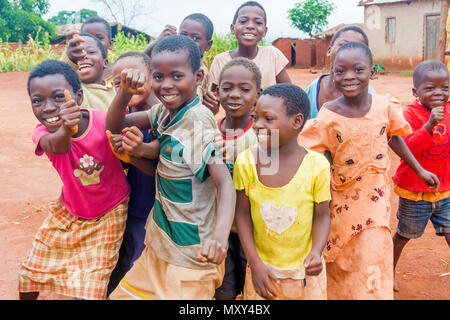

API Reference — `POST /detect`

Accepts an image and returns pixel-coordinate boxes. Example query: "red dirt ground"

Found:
[0,69,448,300]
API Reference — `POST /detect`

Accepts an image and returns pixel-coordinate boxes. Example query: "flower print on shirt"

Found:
[73,154,104,186]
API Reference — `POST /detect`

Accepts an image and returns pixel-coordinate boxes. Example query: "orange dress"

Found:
[299,94,412,299]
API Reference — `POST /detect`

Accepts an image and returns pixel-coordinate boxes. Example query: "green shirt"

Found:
[145,97,219,269]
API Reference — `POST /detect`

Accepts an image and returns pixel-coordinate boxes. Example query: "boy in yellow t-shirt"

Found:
[233,84,331,300]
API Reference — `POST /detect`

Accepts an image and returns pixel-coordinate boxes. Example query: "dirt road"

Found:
[0,69,448,300]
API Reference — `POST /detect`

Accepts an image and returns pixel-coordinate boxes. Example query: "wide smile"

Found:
[160,94,179,102]
[227,103,242,110]
[341,83,360,91]
[44,116,61,124]
[242,33,257,40]
[430,99,446,105]
[78,63,93,74]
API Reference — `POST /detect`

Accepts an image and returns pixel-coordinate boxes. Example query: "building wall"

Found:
[363,0,442,70]
[273,38,330,69]
[272,38,294,66]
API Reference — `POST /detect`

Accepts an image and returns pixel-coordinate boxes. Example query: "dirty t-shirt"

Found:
[32,109,130,219]
[144,97,219,270]
[233,147,331,279]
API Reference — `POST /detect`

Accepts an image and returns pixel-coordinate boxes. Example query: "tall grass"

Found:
[109,32,150,61]
[0,28,61,73]
[0,31,267,73]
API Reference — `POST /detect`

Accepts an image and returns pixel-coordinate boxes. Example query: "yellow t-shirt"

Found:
[80,77,115,110]
[233,147,331,279]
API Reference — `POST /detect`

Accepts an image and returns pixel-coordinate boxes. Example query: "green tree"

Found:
[0,0,56,42]
[48,9,98,25]
[288,0,336,38]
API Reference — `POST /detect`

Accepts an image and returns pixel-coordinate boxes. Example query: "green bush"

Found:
[0,0,56,43]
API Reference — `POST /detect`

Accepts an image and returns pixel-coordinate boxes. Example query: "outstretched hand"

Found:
[121,126,149,158]
[60,91,80,136]
[120,68,147,95]
[65,31,86,64]
[63,90,78,136]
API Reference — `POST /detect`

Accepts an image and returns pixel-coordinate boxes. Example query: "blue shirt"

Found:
[126,129,156,219]
[305,74,377,119]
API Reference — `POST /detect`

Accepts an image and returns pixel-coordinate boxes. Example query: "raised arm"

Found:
[105,69,151,133]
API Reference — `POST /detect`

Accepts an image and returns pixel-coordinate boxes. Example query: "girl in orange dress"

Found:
[299,42,440,299]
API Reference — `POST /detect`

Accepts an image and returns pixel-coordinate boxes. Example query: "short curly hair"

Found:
[233,1,267,25]
[261,84,310,119]
[27,60,81,95]
[334,41,373,66]
[81,16,112,40]
[330,25,369,47]
[182,13,214,41]
[152,35,201,72]
[219,57,262,89]
[413,60,449,88]
[115,51,152,72]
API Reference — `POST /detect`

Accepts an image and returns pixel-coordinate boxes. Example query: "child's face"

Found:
[112,57,152,110]
[254,95,301,149]
[29,74,82,133]
[218,65,260,119]
[150,49,202,111]
[413,70,449,109]
[179,19,212,57]
[81,22,113,51]
[231,6,267,48]
[77,36,107,84]
[328,31,366,67]
[332,48,374,99]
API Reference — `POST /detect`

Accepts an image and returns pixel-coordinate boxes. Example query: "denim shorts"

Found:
[396,197,450,239]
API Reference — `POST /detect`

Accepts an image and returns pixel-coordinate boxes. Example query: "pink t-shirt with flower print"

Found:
[32,109,130,219]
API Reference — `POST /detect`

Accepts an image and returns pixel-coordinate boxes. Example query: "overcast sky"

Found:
[43,0,365,42]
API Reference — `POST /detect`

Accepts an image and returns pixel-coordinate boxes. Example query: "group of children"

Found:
[18,1,449,300]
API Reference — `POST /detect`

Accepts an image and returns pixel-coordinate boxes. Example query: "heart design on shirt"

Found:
[259,202,298,234]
